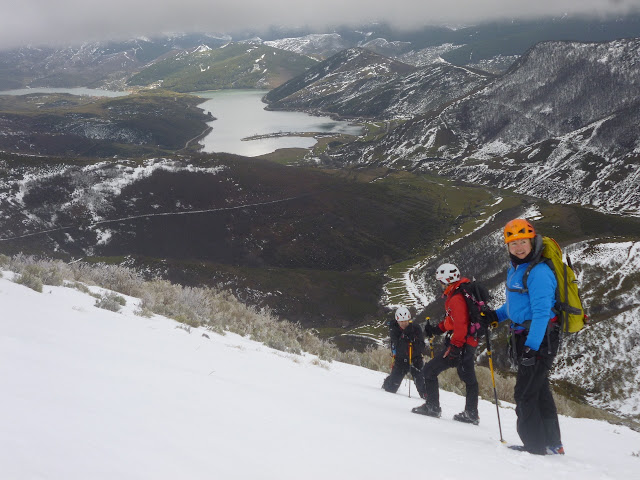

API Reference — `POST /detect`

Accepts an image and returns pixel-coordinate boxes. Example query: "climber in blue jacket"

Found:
[493,218,564,456]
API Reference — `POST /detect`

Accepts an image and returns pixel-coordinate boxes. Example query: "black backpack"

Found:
[454,280,492,339]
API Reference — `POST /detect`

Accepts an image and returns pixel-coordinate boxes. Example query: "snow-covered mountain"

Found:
[127,42,317,91]
[0,34,231,90]
[325,39,640,216]
[265,48,491,119]
[264,33,351,58]
[265,33,413,60]
[1,272,639,479]
[4,16,640,91]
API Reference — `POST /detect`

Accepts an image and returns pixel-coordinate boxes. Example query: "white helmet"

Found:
[395,306,411,322]
[435,263,461,284]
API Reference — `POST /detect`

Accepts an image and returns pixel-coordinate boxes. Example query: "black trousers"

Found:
[513,327,562,453]
[382,356,426,397]
[422,344,478,412]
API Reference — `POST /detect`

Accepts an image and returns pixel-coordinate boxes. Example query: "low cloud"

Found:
[2,0,639,50]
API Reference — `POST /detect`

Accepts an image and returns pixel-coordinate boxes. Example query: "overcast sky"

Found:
[2,0,639,50]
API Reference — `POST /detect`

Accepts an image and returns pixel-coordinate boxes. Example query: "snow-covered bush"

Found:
[8,255,69,287]
[70,263,146,298]
[15,271,43,293]
[94,292,126,312]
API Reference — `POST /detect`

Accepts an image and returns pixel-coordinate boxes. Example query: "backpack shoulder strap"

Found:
[454,281,475,305]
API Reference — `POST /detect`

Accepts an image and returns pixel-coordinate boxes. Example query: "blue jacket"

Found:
[496,261,557,351]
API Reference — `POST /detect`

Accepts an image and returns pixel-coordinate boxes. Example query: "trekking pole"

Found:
[485,322,505,443]
[408,342,413,398]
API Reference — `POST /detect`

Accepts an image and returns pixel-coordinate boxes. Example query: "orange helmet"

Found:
[503,218,535,244]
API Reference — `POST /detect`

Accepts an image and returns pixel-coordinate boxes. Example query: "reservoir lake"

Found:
[0,87,363,157]
[195,89,363,157]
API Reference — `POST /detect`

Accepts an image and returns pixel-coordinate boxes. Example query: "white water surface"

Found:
[196,89,363,156]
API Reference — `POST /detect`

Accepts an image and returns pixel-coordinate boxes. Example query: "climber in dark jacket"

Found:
[382,306,426,398]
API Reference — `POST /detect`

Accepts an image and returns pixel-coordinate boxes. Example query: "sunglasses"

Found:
[506,227,529,237]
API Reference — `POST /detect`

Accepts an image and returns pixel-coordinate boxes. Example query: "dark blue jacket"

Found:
[389,321,425,360]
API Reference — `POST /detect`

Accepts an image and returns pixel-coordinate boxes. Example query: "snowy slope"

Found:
[1,275,639,480]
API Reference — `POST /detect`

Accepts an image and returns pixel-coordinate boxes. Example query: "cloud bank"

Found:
[2,0,639,50]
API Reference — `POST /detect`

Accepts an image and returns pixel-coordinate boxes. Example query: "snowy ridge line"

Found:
[0,191,322,242]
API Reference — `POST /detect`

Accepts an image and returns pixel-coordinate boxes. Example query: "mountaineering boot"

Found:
[411,403,442,418]
[453,410,479,425]
[546,445,565,455]
[508,445,528,452]
[508,445,546,455]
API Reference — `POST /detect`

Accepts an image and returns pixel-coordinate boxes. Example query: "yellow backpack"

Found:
[518,235,587,333]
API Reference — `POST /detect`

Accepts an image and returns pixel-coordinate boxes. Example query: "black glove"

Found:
[481,309,499,329]
[424,323,442,338]
[520,347,537,367]
[443,345,462,362]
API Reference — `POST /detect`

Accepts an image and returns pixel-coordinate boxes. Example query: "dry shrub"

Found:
[15,271,44,292]
[354,345,394,373]
[70,263,146,297]
[9,255,70,288]
[95,292,126,312]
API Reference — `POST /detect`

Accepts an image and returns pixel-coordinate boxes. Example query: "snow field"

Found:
[0,276,638,479]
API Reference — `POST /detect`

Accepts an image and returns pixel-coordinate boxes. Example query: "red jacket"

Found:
[436,278,478,348]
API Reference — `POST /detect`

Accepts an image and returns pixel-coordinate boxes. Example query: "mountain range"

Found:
[3,15,640,91]
[299,39,640,217]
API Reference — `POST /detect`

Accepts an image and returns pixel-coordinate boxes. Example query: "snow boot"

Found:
[453,410,479,425]
[411,403,442,418]
[381,376,399,393]
[546,445,565,455]
[508,445,529,453]
[508,445,546,455]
